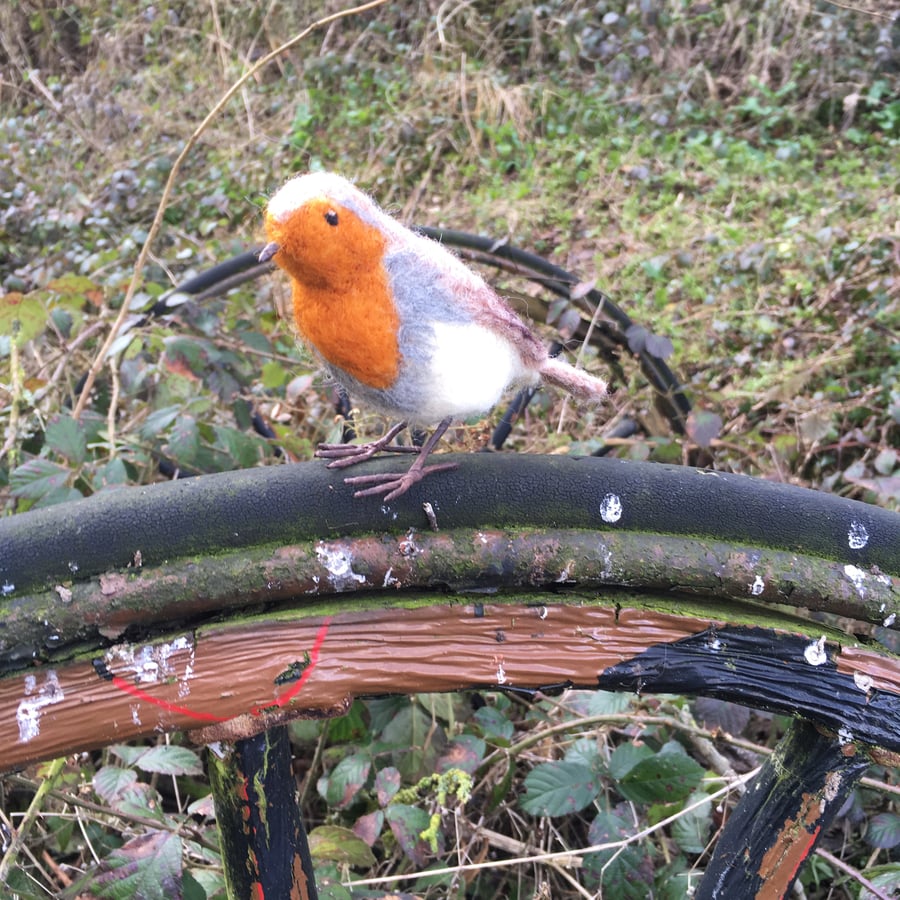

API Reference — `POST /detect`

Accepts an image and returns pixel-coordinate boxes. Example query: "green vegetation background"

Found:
[1,1,898,897]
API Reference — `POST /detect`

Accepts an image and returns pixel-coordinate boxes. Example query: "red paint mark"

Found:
[105,617,333,723]
[250,618,332,716]
[787,824,821,882]
[111,675,229,723]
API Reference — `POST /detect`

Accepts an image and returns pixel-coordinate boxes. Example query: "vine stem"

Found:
[72,0,390,422]
[0,756,66,882]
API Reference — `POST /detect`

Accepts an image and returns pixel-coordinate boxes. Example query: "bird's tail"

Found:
[539,357,607,404]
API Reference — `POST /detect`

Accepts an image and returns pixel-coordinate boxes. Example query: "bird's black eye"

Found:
[325,210,339,226]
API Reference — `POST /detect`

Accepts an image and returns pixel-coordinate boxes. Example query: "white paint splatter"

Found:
[885,613,897,628]
[837,726,854,746]
[853,672,873,693]
[598,541,614,580]
[105,635,194,685]
[804,635,828,667]
[750,575,765,596]
[2,581,15,595]
[495,659,507,685]
[843,564,867,599]
[316,542,367,590]
[131,704,142,726]
[17,670,64,743]
[599,493,623,524]
[848,521,869,550]
[383,567,399,588]
[555,564,574,583]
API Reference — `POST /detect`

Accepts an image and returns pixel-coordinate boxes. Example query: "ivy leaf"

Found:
[320,752,371,809]
[436,734,486,775]
[45,414,87,464]
[520,761,600,816]
[93,766,138,803]
[213,424,266,468]
[110,744,203,776]
[0,292,49,344]
[564,737,604,772]
[608,743,654,781]
[90,830,182,899]
[375,766,401,807]
[618,748,704,804]
[584,810,654,898]
[352,810,384,846]
[686,409,723,448]
[9,458,78,506]
[141,405,182,440]
[384,803,432,867]
[134,745,203,776]
[167,415,199,464]
[867,812,900,849]
[308,825,376,868]
[261,360,288,388]
[670,790,714,854]
[474,705,514,743]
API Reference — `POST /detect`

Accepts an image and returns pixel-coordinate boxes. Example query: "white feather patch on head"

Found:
[266,172,361,223]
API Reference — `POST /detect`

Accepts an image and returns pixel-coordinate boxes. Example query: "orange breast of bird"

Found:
[264,197,401,390]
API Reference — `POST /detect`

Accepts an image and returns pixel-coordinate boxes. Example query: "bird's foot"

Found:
[344,461,459,501]
[316,422,414,470]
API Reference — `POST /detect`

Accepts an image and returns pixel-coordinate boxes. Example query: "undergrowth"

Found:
[1,0,899,897]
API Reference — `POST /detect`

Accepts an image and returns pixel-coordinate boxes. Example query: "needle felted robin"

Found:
[259,172,607,500]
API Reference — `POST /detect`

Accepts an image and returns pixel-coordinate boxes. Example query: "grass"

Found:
[1,0,899,896]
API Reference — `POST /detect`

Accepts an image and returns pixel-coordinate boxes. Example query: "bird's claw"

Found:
[316,441,417,469]
[344,462,459,501]
[316,421,413,469]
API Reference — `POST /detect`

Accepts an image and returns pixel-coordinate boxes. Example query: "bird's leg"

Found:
[316,421,420,469]
[343,416,458,500]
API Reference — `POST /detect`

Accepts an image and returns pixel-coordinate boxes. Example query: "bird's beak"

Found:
[258,241,280,263]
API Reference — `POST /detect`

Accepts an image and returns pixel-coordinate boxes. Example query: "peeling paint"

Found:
[853,671,873,693]
[843,565,867,599]
[397,530,419,557]
[131,704,142,726]
[599,493,623,524]
[315,542,367,590]
[16,670,64,743]
[804,635,828,667]
[848,520,869,550]
[823,769,842,803]
[750,575,765,596]
[885,614,897,628]
[837,726,853,746]
[494,656,507,685]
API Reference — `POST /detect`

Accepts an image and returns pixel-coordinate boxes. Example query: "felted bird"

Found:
[259,172,606,500]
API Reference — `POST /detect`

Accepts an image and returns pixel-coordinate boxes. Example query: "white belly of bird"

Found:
[416,321,535,423]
